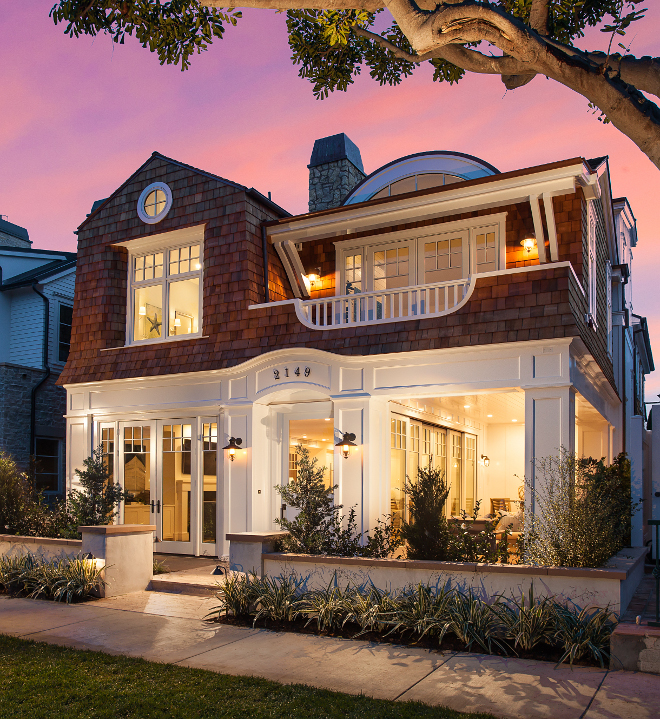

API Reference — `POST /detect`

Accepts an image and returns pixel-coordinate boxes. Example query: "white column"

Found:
[333,396,388,540]
[524,386,575,512]
[220,405,251,558]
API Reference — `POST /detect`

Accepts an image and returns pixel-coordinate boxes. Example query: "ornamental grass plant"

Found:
[208,573,617,668]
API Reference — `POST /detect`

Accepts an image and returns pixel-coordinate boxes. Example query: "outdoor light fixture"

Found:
[303,267,322,292]
[481,454,490,467]
[222,437,242,461]
[520,236,537,255]
[336,432,357,459]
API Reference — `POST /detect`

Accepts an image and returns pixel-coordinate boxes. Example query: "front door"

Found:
[119,419,202,554]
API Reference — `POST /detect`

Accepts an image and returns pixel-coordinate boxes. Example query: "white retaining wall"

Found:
[0,534,82,560]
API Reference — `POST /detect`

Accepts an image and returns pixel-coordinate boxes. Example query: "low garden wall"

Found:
[0,533,82,560]
[227,532,647,615]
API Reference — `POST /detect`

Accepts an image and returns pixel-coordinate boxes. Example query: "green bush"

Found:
[63,446,131,538]
[275,444,402,558]
[522,451,638,568]
[0,552,104,602]
[0,453,68,538]
[207,572,618,668]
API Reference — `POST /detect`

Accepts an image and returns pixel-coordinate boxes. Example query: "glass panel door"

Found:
[121,424,153,526]
[160,422,194,551]
[201,421,218,554]
[448,432,462,517]
[464,434,477,517]
[390,417,407,531]
[420,230,469,284]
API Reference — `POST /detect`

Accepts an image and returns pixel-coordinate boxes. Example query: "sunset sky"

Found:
[2,3,659,398]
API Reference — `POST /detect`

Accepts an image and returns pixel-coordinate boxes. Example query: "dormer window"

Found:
[114,225,204,345]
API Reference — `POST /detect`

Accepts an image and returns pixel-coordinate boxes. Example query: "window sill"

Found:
[100,335,209,351]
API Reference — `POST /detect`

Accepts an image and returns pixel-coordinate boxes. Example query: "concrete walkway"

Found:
[1,592,659,719]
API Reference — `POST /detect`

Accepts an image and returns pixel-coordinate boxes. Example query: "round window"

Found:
[137,182,173,224]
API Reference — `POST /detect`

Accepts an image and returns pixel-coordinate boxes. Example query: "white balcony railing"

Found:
[251,275,476,330]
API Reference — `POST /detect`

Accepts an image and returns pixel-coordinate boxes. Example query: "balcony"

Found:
[251,276,476,330]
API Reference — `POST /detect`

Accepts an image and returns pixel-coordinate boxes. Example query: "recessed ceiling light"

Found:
[487,414,493,418]
[511,419,517,423]
[324,418,331,422]
[463,405,470,409]
[302,435,307,438]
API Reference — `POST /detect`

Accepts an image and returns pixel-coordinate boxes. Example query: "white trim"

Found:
[137,182,173,225]
[267,165,585,245]
[542,192,559,261]
[529,195,547,264]
[113,224,205,254]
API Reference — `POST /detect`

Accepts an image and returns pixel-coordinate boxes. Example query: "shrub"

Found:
[0,453,68,538]
[252,573,305,624]
[299,575,352,632]
[207,572,260,619]
[275,444,401,558]
[64,446,131,537]
[399,463,452,561]
[447,501,511,564]
[491,585,555,652]
[522,451,638,568]
[553,602,618,667]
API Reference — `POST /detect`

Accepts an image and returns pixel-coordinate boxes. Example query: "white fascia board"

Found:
[267,165,585,245]
[112,224,205,254]
[39,266,77,289]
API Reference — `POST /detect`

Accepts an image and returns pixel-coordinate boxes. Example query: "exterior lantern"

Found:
[481,454,490,467]
[223,437,242,461]
[520,236,537,255]
[336,432,357,459]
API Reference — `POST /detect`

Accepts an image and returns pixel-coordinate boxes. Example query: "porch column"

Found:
[524,386,575,512]
[333,395,389,540]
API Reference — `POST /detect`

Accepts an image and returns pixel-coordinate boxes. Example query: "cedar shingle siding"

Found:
[58,158,614,390]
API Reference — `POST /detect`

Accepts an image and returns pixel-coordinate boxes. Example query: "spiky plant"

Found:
[552,603,618,667]
[299,574,352,632]
[447,590,509,655]
[491,585,555,652]
[252,573,305,625]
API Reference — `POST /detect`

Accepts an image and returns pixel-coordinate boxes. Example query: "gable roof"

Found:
[78,151,290,231]
[1,257,77,290]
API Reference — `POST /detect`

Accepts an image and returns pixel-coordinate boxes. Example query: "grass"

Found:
[0,634,495,719]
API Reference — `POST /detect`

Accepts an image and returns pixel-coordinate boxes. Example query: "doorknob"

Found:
[157,500,161,513]
[150,500,155,513]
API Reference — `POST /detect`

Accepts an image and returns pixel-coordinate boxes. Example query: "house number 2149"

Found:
[273,367,311,380]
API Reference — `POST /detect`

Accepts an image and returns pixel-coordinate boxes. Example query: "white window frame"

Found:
[334,213,506,295]
[606,260,613,356]
[137,182,173,225]
[56,300,74,365]
[114,226,205,347]
[586,201,598,330]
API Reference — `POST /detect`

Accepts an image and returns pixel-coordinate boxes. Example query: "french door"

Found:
[118,419,218,555]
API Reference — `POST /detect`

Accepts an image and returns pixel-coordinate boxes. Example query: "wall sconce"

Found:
[222,437,242,461]
[303,267,322,292]
[335,432,357,459]
[520,236,537,255]
[481,454,490,467]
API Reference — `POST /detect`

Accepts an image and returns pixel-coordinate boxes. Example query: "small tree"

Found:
[65,446,130,537]
[275,444,359,555]
[400,463,452,561]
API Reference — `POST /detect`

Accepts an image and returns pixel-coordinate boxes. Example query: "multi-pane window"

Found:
[390,418,407,531]
[144,188,168,218]
[373,247,410,290]
[606,260,613,356]
[58,304,73,362]
[35,438,60,493]
[476,231,497,272]
[123,426,150,523]
[202,423,217,544]
[131,243,202,343]
[101,427,115,484]
[162,424,192,543]
[424,236,464,282]
[344,254,362,294]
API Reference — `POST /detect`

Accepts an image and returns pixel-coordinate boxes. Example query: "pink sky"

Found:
[2,3,659,398]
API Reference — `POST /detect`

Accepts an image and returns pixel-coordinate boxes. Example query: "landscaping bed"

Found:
[208,573,618,669]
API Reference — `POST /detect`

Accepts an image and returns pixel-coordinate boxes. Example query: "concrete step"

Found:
[149,565,227,596]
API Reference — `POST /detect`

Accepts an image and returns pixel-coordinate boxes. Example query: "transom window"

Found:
[130,242,202,344]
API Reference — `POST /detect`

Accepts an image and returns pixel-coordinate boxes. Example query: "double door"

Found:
[118,419,218,555]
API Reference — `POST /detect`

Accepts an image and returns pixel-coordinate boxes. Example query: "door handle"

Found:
[157,500,161,514]
[280,504,287,521]
[150,500,155,513]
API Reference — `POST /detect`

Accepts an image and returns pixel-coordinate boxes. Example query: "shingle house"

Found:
[0,217,76,495]
[58,136,654,557]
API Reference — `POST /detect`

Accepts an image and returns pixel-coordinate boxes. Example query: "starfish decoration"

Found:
[147,313,162,335]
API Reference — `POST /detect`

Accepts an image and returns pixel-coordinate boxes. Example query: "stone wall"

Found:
[0,363,67,477]
[308,159,365,212]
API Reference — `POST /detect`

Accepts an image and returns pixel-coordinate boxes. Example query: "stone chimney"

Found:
[308,133,366,213]
[0,217,31,249]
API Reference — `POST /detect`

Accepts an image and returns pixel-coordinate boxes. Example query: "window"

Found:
[606,261,613,356]
[370,173,463,200]
[587,201,598,328]
[337,216,504,296]
[130,242,202,344]
[35,438,60,493]
[58,304,73,362]
[137,182,173,224]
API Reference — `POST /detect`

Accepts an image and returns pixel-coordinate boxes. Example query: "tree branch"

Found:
[588,53,660,100]
[529,0,549,36]
[204,0,384,9]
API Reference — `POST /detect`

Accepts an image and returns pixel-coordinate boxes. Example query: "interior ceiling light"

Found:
[487,414,493,418]
[512,419,518,422]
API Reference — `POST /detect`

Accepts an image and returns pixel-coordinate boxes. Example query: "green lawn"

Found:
[0,634,495,719]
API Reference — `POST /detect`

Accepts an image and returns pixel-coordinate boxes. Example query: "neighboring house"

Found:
[0,217,76,496]
[59,136,654,558]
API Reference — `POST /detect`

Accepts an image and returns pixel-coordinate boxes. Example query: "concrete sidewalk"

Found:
[1,593,659,719]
